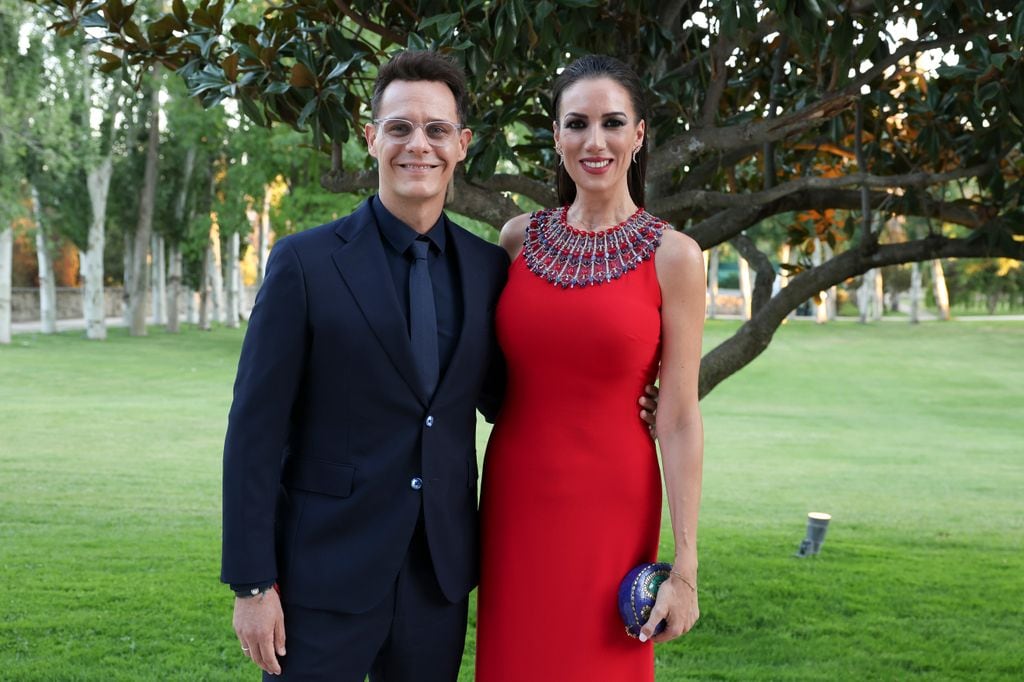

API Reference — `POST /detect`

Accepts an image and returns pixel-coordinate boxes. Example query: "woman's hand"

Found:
[638,573,699,643]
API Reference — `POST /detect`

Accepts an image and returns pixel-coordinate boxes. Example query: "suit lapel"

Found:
[331,203,428,405]
[435,221,487,399]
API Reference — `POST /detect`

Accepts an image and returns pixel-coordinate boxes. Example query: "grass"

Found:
[1,320,1022,680]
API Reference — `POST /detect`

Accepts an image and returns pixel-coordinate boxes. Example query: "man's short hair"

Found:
[370,50,469,124]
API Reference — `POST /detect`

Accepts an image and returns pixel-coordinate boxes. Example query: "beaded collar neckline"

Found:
[522,206,666,289]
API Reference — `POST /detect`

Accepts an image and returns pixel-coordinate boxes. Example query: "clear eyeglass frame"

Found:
[372,118,463,146]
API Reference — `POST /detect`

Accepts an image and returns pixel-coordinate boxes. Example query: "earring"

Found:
[555,145,563,165]
[632,146,641,164]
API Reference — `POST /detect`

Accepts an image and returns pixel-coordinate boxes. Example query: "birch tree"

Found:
[127,80,160,337]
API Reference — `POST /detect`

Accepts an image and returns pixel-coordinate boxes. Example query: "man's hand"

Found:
[234,588,286,676]
[639,383,660,439]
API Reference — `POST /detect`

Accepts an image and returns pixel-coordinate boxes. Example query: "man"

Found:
[221,51,508,680]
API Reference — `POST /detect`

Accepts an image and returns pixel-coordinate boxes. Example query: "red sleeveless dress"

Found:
[476,207,665,681]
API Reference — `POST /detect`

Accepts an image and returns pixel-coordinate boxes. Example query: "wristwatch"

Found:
[233,582,275,598]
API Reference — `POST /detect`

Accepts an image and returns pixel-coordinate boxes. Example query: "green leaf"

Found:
[419,12,462,35]
[173,0,189,24]
[296,97,319,129]
[239,95,265,127]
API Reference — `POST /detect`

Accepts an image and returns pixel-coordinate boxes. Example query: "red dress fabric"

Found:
[476,219,664,681]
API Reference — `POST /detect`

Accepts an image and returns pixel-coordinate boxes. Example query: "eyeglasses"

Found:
[372,118,463,146]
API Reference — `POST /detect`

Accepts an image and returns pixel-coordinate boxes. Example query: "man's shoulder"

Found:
[446,219,507,264]
[277,203,371,252]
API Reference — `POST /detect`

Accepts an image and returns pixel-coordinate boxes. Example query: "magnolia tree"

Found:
[42,0,1024,395]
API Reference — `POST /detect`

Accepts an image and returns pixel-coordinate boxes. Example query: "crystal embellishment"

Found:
[522,206,666,289]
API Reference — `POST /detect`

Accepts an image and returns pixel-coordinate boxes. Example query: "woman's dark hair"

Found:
[371,50,469,124]
[551,55,648,207]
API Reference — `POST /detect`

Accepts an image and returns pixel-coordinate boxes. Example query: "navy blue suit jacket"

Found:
[221,200,508,613]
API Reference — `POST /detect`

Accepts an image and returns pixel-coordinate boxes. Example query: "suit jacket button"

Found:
[425,415,434,427]
[410,477,423,490]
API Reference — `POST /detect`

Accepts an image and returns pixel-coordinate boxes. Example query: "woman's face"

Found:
[554,77,645,203]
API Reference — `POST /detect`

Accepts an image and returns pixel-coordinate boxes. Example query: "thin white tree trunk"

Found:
[226,231,240,328]
[128,84,160,337]
[858,269,873,323]
[198,243,211,331]
[83,157,112,340]
[873,266,884,320]
[738,255,752,320]
[258,183,272,286]
[0,222,12,345]
[123,231,133,326]
[706,247,719,319]
[932,259,951,320]
[208,221,226,324]
[31,185,57,334]
[812,239,828,324]
[909,261,922,324]
[167,242,182,333]
[186,289,199,325]
[151,233,166,325]
[823,241,837,321]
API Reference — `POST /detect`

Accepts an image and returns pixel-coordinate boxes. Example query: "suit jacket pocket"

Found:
[283,458,356,498]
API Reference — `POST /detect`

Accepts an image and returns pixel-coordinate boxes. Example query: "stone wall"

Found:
[11,287,257,322]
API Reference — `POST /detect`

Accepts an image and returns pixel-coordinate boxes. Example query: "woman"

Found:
[476,55,706,681]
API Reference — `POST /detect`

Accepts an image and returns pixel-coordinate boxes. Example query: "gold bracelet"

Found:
[669,569,697,593]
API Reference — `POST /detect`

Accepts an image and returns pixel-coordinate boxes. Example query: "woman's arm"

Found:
[640,228,707,643]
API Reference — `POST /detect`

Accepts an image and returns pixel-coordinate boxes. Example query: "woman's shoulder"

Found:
[499,209,553,258]
[654,222,705,289]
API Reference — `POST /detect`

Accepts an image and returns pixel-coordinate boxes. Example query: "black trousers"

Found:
[268,519,468,682]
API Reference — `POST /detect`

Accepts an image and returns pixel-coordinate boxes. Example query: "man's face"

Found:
[365,80,471,209]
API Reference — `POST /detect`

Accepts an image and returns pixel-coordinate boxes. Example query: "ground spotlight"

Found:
[794,512,831,557]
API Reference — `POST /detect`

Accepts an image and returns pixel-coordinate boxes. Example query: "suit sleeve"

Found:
[221,239,308,585]
[476,248,510,423]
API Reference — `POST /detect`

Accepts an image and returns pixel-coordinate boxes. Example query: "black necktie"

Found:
[409,238,439,397]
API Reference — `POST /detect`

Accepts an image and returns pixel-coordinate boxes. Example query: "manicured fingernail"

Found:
[639,633,648,643]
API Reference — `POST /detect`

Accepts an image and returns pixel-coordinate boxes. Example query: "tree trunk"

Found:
[151,233,166,325]
[0,221,11,345]
[812,239,828,324]
[706,246,719,319]
[198,243,211,331]
[873,266,885,320]
[128,83,160,337]
[258,183,272,286]
[823,241,838,321]
[208,221,225,324]
[31,185,57,334]
[123,230,133,326]
[226,231,240,328]
[167,241,182,333]
[738,255,752,320]
[858,270,873,323]
[186,288,199,325]
[909,261,922,323]
[83,156,112,340]
[932,259,951,320]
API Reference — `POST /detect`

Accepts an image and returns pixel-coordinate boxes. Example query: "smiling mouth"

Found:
[398,162,440,170]
[581,159,611,169]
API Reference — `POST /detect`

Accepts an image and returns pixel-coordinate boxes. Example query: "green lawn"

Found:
[1,320,1021,680]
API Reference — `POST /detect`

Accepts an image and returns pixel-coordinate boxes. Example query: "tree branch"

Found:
[650,164,993,217]
[730,234,774,315]
[674,187,990,250]
[450,176,522,229]
[699,233,1024,397]
[479,174,558,208]
[649,33,975,182]
[332,1,406,46]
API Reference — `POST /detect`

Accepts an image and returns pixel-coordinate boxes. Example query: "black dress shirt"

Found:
[371,196,463,381]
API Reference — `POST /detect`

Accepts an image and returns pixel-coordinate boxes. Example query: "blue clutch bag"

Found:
[618,562,671,639]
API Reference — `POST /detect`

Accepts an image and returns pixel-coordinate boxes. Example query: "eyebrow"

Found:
[563,111,629,119]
